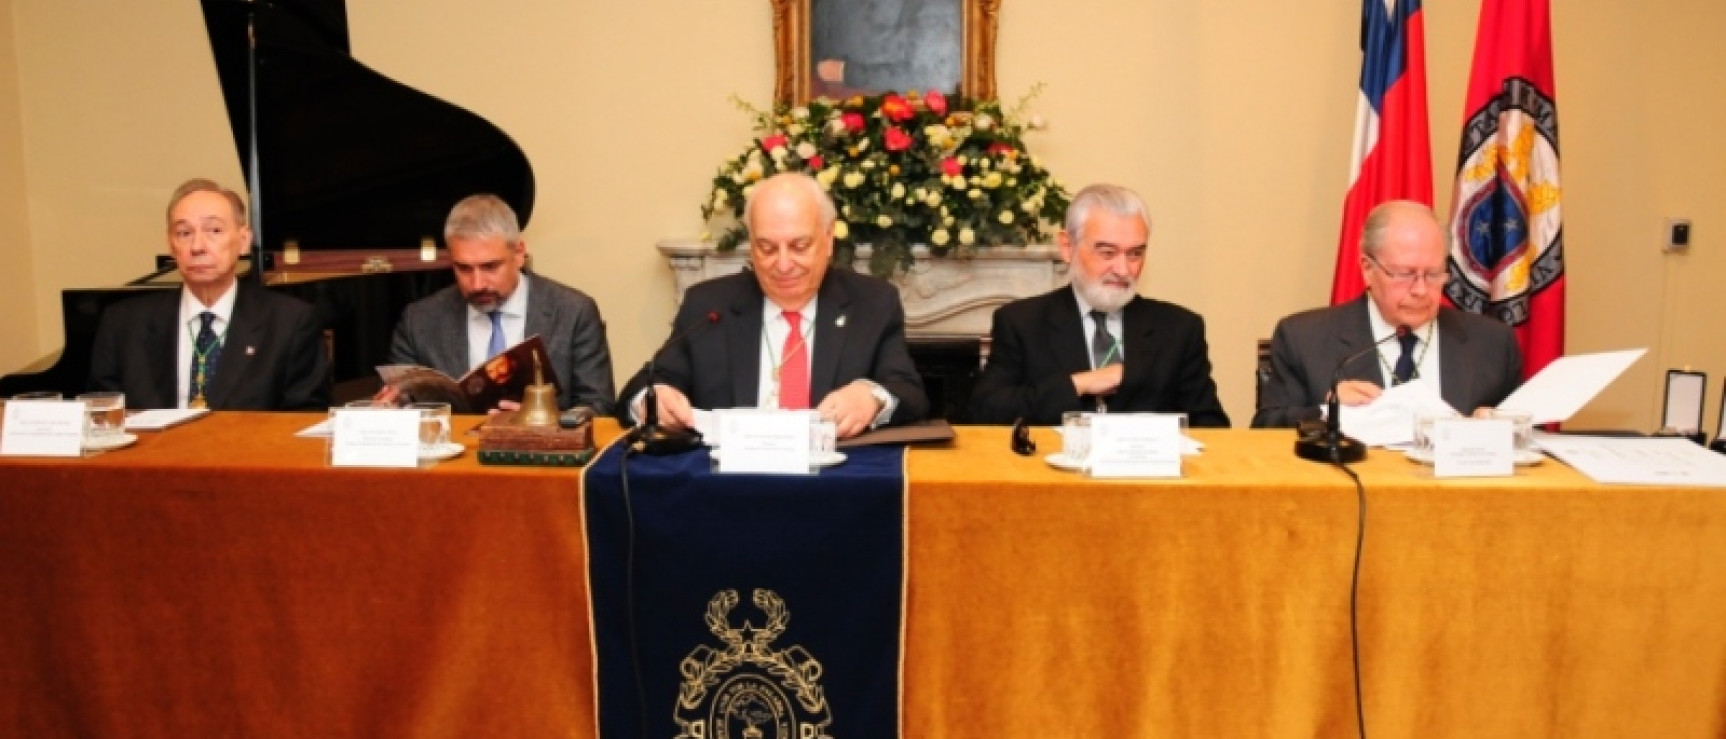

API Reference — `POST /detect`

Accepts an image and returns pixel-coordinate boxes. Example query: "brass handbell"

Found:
[516,351,560,427]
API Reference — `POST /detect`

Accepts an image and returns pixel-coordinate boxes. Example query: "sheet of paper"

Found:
[1,400,86,457]
[125,408,211,431]
[1337,378,1458,447]
[1499,348,1647,425]
[1537,435,1726,487]
[297,417,334,438]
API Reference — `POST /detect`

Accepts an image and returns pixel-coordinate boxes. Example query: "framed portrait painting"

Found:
[772,0,999,104]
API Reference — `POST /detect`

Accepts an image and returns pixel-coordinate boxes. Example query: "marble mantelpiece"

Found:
[656,240,1069,341]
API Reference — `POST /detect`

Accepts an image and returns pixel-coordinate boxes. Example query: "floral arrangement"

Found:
[701,87,1071,276]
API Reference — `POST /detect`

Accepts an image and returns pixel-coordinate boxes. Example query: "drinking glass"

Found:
[76,391,126,443]
[1060,411,1091,465]
[410,401,451,454]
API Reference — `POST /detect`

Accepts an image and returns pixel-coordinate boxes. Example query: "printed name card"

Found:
[715,409,811,474]
[329,408,420,468]
[1432,418,1514,478]
[1088,414,1183,478]
[1,400,87,457]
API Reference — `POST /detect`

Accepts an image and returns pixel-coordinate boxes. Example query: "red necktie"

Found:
[778,310,810,409]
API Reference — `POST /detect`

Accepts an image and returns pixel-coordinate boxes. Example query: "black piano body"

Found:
[1,0,534,401]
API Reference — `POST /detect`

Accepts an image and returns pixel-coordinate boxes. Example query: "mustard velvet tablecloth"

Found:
[5,416,1724,737]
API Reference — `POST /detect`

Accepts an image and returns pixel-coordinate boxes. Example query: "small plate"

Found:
[418,442,464,461]
[83,433,138,452]
[1044,452,1085,472]
[811,451,846,468]
[1404,447,1544,466]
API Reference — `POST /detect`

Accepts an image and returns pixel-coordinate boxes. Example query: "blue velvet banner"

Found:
[583,442,905,739]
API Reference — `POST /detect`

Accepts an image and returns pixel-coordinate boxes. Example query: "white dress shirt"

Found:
[175,283,239,409]
[465,277,530,371]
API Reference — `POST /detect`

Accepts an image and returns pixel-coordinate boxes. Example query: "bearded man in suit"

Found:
[968,183,1230,427]
[88,178,330,410]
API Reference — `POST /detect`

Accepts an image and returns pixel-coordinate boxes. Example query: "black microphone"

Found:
[1295,324,1411,464]
[632,309,721,455]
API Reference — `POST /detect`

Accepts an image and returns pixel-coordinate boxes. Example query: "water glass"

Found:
[1412,411,1442,454]
[809,417,837,455]
[76,391,126,442]
[1061,411,1091,464]
[1492,409,1535,453]
[410,401,451,453]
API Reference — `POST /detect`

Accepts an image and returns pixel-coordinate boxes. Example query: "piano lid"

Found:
[200,0,535,251]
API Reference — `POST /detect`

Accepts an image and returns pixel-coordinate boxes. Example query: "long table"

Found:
[4,413,1724,737]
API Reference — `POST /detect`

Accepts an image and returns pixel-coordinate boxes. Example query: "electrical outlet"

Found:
[1665,218,1692,252]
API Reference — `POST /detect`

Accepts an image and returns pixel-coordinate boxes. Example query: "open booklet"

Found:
[376,335,560,414]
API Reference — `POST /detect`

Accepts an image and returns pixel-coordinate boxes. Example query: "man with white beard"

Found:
[967,183,1231,426]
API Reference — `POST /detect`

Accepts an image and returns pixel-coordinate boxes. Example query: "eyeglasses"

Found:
[1368,256,1449,287]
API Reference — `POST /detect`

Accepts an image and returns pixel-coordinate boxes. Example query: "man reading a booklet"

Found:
[380,194,615,413]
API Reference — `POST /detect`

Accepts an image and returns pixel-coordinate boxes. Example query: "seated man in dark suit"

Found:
[383,194,615,413]
[618,172,927,439]
[968,183,1230,427]
[88,178,330,410]
[1251,200,1522,428]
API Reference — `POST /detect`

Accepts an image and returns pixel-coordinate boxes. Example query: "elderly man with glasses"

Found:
[1251,200,1522,428]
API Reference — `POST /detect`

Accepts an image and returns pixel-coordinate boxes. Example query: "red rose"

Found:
[925,90,948,117]
[807,155,824,170]
[988,142,1016,157]
[841,112,866,133]
[884,126,913,152]
[940,157,962,176]
[880,93,913,122]
[761,134,788,151]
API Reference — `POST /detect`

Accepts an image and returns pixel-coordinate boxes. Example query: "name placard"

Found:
[1432,418,1515,478]
[715,409,812,474]
[1,400,87,457]
[1088,414,1183,478]
[329,408,420,468]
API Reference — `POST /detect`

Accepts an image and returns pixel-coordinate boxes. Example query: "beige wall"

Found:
[4,0,1722,431]
[0,0,38,376]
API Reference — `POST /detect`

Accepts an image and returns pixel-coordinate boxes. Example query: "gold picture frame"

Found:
[773,0,999,105]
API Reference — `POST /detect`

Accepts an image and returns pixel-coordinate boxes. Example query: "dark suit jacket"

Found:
[968,287,1231,427]
[617,269,928,426]
[388,272,615,413]
[87,281,331,410]
[1251,295,1523,428]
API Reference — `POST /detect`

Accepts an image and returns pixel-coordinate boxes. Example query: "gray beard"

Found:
[1074,278,1135,314]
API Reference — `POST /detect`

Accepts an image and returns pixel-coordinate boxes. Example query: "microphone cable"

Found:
[618,442,649,739]
[1334,451,1370,739]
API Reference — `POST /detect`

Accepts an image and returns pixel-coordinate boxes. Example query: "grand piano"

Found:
[0,0,535,401]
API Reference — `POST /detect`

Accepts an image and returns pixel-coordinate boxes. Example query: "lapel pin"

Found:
[836,314,847,328]
[245,346,256,356]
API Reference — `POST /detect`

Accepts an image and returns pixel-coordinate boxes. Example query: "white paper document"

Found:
[1537,435,1726,487]
[1337,378,1457,447]
[296,417,334,438]
[1499,348,1647,425]
[125,408,211,431]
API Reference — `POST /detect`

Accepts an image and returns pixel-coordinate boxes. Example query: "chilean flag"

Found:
[1444,0,1564,380]
[1330,0,1432,305]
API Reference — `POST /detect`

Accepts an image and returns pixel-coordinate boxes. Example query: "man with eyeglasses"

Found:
[968,183,1230,427]
[88,178,331,410]
[1251,200,1521,428]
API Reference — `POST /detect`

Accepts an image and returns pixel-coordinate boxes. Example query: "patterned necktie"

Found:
[486,310,506,358]
[1393,331,1419,384]
[189,312,222,406]
[778,311,810,410]
[1089,310,1120,368]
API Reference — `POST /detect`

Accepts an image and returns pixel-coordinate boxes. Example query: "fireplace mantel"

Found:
[657,241,1069,341]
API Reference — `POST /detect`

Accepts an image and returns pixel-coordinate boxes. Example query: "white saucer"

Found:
[83,433,138,452]
[418,442,464,461]
[1404,447,1544,466]
[1044,452,1086,472]
[707,448,846,468]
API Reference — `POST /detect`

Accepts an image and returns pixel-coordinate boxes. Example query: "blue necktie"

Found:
[1392,331,1419,384]
[190,312,222,405]
[1089,310,1119,368]
[486,310,506,358]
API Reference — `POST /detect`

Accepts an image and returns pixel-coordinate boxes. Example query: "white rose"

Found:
[816,166,840,188]
[792,106,810,120]
[975,113,996,130]
[833,220,849,239]
[925,191,943,207]
[742,184,757,200]
[796,141,817,159]
[843,171,865,189]
[711,189,728,208]
[741,160,765,181]
[890,183,906,199]
[998,210,1015,225]
[786,123,806,137]
[931,228,951,246]
[876,215,893,228]
[829,118,848,135]
[968,188,983,199]
[958,227,976,245]
[855,138,870,153]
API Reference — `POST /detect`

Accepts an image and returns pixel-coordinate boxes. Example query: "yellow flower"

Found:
[998,210,1016,224]
[931,228,951,246]
[876,215,894,228]
[843,171,865,189]
[983,171,1004,189]
[890,183,906,199]
[958,227,976,245]
[816,166,840,188]
[833,220,850,239]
